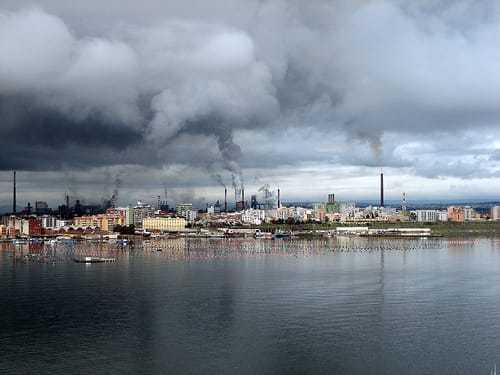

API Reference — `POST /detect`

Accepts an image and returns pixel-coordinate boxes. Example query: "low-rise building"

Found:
[242,209,266,225]
[0,225,7,239]
[74,213,125,231]
[142,217,186,232]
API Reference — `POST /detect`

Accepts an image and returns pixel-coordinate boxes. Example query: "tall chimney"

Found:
[224,188,227,213]
[12,171,16,214]
[380,173,384,207]
[277,188,281,208]
[241,189,245,209]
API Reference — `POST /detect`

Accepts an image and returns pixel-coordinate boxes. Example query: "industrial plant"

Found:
[0,170,497,239]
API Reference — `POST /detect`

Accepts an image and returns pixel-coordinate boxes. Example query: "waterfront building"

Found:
[56,219,72,227]
[414,210,448,222]
[315,208,326,222]
[0,225,7,239]
[23,218,42,236]
[325,212,342,222]
[185,210,198,223]
[491,206,500,220]
[242,209,266,225]
[133,202,154,227]
[74,212,125,231]
[447,206,465,222]
[379,207,398,219]
[464,206,475,220]
[437,211,448,221]
[292,206,308,221]
[276,207,288,221]
[41,215,57,228]
[142,217,186,232]
[115,205,134,226]
[416,210,438,222]
[6,217,44,236]
[125,205,134,225]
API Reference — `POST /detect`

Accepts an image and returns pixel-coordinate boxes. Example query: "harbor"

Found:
[2,236,500,374]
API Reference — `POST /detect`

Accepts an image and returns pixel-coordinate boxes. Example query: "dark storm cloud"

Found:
[0,95,151,170]
[0,0,499,192]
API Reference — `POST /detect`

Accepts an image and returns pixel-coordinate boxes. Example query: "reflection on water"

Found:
[0,236,481,263]
[1,237,500,375]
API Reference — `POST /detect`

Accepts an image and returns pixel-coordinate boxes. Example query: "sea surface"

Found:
[2,236,500,374]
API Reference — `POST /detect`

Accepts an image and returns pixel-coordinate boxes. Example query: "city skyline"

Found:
[1,1,500,208]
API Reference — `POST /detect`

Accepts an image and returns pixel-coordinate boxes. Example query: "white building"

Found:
[464,206,475,220]
[437,211,448,221]
[242,209,266,225]
[185,210,198,222]
[41,215,57,228]
[414,210,448,222]
[56,219,72,227]
[416,210,437,222]
[133,202,154,227]
[491,206,500,220]
[116,206,135,226]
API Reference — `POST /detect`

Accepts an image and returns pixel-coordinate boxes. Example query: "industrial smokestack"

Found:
[278,188,281,208]
[12,171,16,214]
[241,189,245,209]
[224,188,227,213]
[380,173,384,207]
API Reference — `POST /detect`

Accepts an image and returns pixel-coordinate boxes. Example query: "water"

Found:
[2,237,500,374]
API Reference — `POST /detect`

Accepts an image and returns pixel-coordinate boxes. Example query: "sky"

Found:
[0,0,500,211]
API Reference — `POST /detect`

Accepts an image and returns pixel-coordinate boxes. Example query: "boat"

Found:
[74,256,115,263]
[274,230,291,239]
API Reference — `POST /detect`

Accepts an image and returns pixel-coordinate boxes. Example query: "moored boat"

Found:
[274,230,291,239]
[74,256,115,263]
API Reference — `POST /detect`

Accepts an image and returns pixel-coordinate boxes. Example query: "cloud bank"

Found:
[1,0,500,205]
